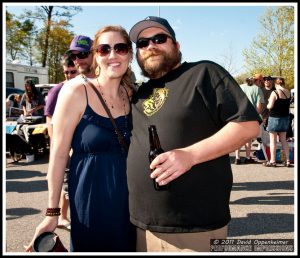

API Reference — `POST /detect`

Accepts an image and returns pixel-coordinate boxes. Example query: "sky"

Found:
[4,2,297,82]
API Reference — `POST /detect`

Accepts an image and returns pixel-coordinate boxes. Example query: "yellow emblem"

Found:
[143,88,169,116]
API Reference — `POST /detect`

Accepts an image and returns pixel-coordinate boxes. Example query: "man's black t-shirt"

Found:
[127,61,261,233]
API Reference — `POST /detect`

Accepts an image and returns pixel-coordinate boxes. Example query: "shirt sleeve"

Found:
[44,87,58,116]
[196,61,262,128]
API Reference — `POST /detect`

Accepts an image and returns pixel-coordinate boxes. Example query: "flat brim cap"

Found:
[129,18,176,43]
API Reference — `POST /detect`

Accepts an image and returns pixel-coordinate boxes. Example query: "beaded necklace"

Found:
[96,77,128,136]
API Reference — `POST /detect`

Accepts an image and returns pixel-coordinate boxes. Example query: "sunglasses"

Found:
[96,43,130,56]
[136,33,173,49]
[69,51,90,61]
[64,70,77,75]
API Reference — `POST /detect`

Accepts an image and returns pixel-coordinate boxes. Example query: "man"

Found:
[261,75,275,128]
[252,73,265,88]
[127,16,261,252]
[44,55,79,231]
[234,77,264,164]
[66,35,95,78]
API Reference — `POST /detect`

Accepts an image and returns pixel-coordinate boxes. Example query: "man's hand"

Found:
[150,149,193,186]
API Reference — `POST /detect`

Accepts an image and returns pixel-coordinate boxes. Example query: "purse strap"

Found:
[82,76,128,151]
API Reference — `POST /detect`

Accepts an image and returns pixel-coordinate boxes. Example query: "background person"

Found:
[6,94,23,116]
[263,77,291,167]
[67,35,95,78]
[127,16,261,252]
[234,77,264,164]
[21,79,45,117]
[261,75,275,129]
[44,54,79,231]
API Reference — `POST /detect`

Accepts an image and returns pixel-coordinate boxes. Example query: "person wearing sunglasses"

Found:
[66,35,95,78]
[26,26,135,252]
[261,75,276,129]
[126,16,262,252]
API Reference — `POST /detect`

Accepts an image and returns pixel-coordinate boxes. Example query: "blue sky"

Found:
[4,3,296,81]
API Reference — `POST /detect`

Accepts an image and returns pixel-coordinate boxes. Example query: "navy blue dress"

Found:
[68,86,135,252]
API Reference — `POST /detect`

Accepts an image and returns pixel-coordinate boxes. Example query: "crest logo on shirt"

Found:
[143,88,169,116]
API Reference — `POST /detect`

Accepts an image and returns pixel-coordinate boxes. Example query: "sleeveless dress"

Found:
[68,85,135,252]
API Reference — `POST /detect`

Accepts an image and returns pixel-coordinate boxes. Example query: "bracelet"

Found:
[45,208,61,216]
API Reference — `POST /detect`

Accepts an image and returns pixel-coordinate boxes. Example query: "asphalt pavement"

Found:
[4,149,296,254]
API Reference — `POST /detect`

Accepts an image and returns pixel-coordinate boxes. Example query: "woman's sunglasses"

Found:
[64,70,77,75]
[96,43,130,56]
[69,51,90,61]
[136,33,173,49]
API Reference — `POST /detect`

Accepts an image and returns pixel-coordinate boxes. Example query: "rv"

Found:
[6,63,49,90]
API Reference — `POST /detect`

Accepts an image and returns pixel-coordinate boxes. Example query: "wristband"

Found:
[45,208,61,216]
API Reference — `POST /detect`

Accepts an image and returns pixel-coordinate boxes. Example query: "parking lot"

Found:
[4,151,295,253]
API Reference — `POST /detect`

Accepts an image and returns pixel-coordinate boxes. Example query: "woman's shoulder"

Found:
[60,76,86,96]
[283,88,291,98]
[276,87,291,99]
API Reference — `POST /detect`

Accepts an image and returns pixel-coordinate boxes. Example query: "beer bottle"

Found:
[148,125,169,191]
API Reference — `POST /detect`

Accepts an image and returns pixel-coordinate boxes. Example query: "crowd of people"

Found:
[20,16,293,253]
[234,73,293,167]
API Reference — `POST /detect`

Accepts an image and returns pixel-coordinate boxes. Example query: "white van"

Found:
[6,63,49,90]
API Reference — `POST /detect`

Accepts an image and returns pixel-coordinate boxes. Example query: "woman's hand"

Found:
[24,216,58,252]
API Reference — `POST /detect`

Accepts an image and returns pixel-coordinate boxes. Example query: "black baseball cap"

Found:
[263,76,272,81]
[129,16,176,43]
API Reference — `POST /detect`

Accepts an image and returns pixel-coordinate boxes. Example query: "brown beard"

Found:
[137,47,181,79]
[76,63,92,75]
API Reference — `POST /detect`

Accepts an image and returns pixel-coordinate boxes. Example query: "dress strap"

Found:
[81,75,89,105]
[278,89,289,99]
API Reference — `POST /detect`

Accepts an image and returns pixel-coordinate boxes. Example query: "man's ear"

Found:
[176,41,180,51]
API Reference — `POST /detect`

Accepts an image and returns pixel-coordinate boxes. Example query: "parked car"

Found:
[35,83,56,99]
[6,87,25,98]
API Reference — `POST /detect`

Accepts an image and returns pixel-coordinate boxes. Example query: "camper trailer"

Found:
[6,63,48,90]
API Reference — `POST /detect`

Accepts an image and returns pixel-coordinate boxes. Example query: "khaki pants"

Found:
[136,225,228,252]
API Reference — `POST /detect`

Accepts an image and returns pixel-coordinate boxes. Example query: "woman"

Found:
[21,79,45,116]
[25,26,136,252]
[263,77,291,167]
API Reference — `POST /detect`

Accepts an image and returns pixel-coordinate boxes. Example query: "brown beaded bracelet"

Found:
[45,208,61,216]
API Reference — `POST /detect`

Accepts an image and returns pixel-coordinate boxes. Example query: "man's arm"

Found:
[150,121,260,185]
[46,116,53,142]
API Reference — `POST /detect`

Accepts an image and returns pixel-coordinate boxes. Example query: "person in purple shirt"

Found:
[44,54,79,231]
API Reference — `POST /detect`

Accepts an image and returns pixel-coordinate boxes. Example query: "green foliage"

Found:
[242,6,294,89]
[6,6,82,83]
[6,11,36,62]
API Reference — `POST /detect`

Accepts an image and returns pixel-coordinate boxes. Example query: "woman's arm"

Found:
[267,91,277,109]
[47,82,86,208]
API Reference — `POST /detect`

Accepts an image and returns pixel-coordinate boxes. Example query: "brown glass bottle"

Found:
[148,125,169,191]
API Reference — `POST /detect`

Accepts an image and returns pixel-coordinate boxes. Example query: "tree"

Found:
[21,6,82,67]
[6,11,36,63]
[219,42,243,76]
[46,20,74,83]
[243,6,294,89]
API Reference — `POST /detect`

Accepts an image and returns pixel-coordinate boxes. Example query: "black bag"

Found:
[33,232,68,252]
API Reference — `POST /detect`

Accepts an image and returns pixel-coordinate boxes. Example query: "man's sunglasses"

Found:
[69,51,90,61]
[136,33,173,49]
[96,43,130,56]
[64,70,77,75]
